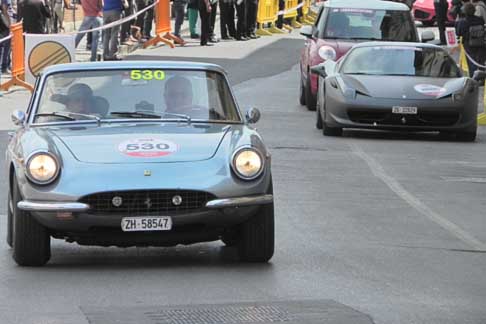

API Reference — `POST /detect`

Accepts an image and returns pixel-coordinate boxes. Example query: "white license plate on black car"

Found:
[392,106,417,114]
[121,216,172,232]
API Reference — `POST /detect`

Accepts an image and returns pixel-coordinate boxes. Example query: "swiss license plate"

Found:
[392,106,417,114]
[121,216,172,232]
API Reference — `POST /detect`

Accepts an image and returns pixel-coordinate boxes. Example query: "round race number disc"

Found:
[118,138,179,157]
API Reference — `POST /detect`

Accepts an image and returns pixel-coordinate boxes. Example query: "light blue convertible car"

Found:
[6,62,274,266]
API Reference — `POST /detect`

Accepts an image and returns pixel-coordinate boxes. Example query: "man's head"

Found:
[464,2,476,16]
[164,76,193,112]
[64,83,94,114]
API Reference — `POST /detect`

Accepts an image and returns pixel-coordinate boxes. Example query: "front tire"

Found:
[299,77,306,106]
[12,179,51,267]
[305,75,317,111]
[316,100,323,129]
[6,189,13,247]
[320,95,343,136]
[455,130,477,142]
[237,203,275,262]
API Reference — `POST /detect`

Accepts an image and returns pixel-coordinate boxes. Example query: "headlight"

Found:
[318,46,337,61]
[26,152,60,185]
[452,92,464,101]
[232,148,264,180]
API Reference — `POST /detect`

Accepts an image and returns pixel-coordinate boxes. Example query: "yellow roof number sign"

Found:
[130,70,166,81]
[28,41,72,77]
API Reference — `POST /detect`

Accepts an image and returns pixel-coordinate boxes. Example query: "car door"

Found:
[301,6,326,83]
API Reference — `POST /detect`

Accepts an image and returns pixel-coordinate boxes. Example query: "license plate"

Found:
[121,216,172,232]
[392,106,417,114]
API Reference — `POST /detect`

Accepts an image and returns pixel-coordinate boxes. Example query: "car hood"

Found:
[50,123,231,164]
[339,75,466,100]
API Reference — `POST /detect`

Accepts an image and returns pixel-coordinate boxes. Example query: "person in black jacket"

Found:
[434,0,449,45]
[18,0,51,34]
[456,3,486,76]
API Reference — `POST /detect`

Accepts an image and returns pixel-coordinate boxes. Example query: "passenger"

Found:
[164,76,208,119]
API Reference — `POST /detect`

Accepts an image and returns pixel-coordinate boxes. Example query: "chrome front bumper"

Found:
[17,194,274,212]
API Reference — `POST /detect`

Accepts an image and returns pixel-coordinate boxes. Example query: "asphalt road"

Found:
[0,38,486,324]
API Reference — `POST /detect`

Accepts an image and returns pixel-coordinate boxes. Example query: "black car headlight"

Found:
[452,92,464,101]
[25,152,60,185]
[231,147,264,180]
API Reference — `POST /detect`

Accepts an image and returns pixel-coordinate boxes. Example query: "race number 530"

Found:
[130,70,166,81]
[118,138,178,157]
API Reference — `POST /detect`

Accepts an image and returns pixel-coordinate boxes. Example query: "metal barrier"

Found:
[282,0,302,30]
[144,0,184,48]
[301,0,316,24]
[0,23,34,92]
[256,0,285,35]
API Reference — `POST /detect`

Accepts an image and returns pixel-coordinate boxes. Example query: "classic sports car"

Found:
[6,62,274,266]
[412,0,454,27]
[299,0,434,111]
[311,42,480,141]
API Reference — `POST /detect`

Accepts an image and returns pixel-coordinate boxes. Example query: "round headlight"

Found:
[26,152,59,185]
[232,148,264,180]
[318,46,337,61]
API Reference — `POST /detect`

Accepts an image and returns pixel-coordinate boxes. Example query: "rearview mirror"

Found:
[246,107,261,124]
[11,110,26,126]
[310,64,327,77]
[472,70,486,81]
[300,25,314,38]
[421,30,435,43]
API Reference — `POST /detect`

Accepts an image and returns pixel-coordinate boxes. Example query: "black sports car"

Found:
[311,42,481,141]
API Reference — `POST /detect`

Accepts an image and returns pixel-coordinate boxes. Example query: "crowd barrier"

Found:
[257,0,316,35]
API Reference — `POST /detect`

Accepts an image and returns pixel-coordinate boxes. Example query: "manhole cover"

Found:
[82,300,374,324]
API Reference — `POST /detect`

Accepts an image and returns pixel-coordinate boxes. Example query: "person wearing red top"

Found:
[75,0,103,61]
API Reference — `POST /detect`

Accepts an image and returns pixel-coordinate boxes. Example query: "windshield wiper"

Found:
[35,111,101,124]
[110,111,162,118]
[162,112,191,122]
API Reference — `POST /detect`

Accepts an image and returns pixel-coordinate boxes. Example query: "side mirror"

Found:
[421,30,435,43]
[472,70,486,81]
[245,107,261,124]
[300,25,314,38]
[11,110,26,126]
[310,64,327,77]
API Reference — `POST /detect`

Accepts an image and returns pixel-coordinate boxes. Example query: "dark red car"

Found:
[299,0,433,110]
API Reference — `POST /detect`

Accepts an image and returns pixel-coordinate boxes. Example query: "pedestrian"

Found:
[434,0,449,45]
[275,0,284,30]
[53,0,71,32]
[135,0,154,40]
[198,0,212,45]
[172,0,187,39]
[246,0,258,38]
[456,2,486,76]
[75,0,102,61]
[103,0,124,60]
[0,0,12,74]
[17,0,51,34]
[208,0,219,42]
[235,0,248,40]
[120,0,135,44]
[472,0,486,21]
[219,0,235,40]
[187,0,199,38]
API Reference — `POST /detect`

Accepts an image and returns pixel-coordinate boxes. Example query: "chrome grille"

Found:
[80,190,214,215]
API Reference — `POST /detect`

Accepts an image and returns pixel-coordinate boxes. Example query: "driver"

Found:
[52,83,95,115]
[326,12,350,37]
[164,76,207,119]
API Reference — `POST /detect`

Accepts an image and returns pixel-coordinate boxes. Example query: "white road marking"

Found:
[350,143,486,251]
[441,176,486,183]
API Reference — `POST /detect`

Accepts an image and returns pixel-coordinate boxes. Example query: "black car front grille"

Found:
[348,110,460,127]
[80,190,215,215]
[414,9,430,19]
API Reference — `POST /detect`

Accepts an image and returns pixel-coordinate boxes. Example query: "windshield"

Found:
[322,8,417,41]
[341,46,462,77]
[35,69,241,123]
